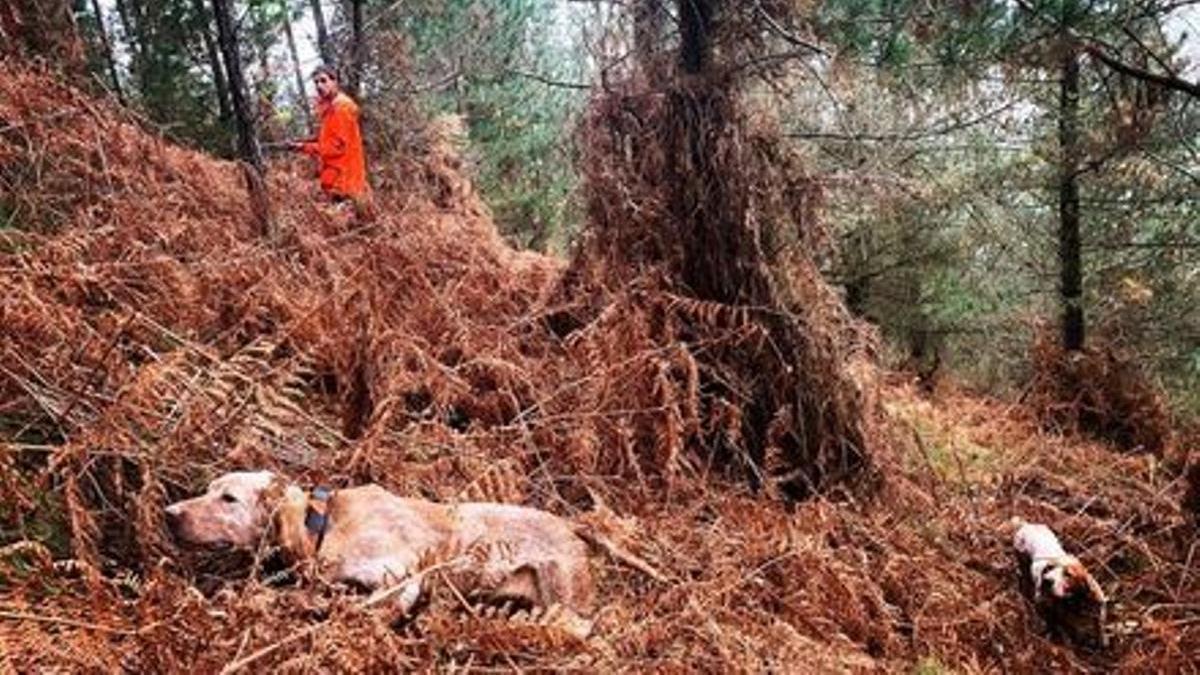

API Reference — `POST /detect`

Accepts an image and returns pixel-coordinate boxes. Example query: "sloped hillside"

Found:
[1,62,1196,673]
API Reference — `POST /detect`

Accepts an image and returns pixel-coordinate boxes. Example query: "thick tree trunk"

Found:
[665,0,868,497]
[673,0,771,486]
[124,0,153,96]
[633,0,666,73]
[346,0,365,97]
[282,9,313,131]
[191,0,232,124]
[309,0,334,65]
[1058,39,1084,351]
[87,0,126,103]
[211,0,262,171]
[676,0,766,306]
[678,0,713,76]
[211,0,273,239]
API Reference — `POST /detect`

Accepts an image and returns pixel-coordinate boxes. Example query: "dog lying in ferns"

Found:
[166,471,596,633]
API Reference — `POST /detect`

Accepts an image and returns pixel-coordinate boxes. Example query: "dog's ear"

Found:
[1063,561,1105,603]
[273,485,313,562]
[1066,562,1106,604]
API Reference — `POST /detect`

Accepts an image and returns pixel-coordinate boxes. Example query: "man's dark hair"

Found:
[311,64,338,81]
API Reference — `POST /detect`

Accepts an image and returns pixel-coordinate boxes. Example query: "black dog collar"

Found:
[304,486,333,551]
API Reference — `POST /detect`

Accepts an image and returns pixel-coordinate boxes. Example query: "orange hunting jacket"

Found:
[302,92,367,199]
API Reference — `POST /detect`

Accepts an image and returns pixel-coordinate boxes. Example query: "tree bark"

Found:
[1058,35,1084,351]
[309,0,334,65]
[666,0,868,497]
[633,0,666,73]
[123,0,153,96]
[211,0,263,171]
[566,0,870,497]
[282,7,313,131]
[192,0,232,124]
[678,0,714,76]
[88,0,126,103]
[675,0,765,305]
[211,0,273,239]
[346,0,365,97]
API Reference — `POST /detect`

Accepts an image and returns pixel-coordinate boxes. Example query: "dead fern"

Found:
[0,60,1195,674]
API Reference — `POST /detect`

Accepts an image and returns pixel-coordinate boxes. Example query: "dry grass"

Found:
[1,61,1197,673]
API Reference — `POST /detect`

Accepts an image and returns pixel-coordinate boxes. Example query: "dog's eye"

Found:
[221,493,238,504]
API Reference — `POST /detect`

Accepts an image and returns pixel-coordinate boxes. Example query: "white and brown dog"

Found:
[1010,517,1106,605]
[165,471,595,624]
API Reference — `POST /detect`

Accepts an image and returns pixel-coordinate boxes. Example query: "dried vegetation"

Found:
[1,62,1197,672]
[1027,328,1175,456]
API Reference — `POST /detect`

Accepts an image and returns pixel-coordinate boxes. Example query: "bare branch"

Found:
[1084,42,1200,98]
[753,1,829,57]
[789,101,1019,143]
[507,68,592,91]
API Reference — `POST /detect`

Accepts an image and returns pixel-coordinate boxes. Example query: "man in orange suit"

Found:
[292,65,368,203]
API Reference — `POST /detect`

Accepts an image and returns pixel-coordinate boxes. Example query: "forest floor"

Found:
[1,62,1196,673]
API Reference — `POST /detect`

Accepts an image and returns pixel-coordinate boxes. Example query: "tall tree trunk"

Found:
[672,0,770,478]
[211,0,262,171]
[345,0,365,97]
[191,0,232,124]
[678,0,713,77]
[211,0,273,240]
[664,0,868,497]
[124,0,152,97]
[309,0,333,65]
[633,0,666,73]
[675,0,761,305]
[88,0,126,103]
[282,8,313,131]
[1058,34,1084,351]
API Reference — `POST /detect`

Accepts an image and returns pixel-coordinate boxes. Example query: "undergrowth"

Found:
[0,60,1196,673]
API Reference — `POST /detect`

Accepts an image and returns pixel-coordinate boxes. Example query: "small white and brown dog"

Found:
[1010,517,1106,606]
[165,471,595,627]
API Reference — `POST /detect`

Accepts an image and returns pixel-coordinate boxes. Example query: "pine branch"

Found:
[1014,0,1200,99]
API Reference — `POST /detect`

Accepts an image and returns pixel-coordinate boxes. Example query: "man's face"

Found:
[313,72,339,99]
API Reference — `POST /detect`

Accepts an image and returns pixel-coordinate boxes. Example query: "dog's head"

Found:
[166,470,317,560]
[1041,557,1105,603]
[165,470,285,548]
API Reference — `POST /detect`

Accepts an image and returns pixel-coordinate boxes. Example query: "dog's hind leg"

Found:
[490,563,594,639]
[489,561,567,607]
[489,564,540,610]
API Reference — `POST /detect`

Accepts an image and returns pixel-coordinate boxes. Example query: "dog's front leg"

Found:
[395,574,424,614]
